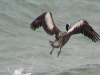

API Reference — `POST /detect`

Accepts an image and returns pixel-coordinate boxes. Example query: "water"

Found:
[0,0,100,75]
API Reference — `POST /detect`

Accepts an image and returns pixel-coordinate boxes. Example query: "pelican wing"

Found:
[30,12,61,37]
[67,19,100,42]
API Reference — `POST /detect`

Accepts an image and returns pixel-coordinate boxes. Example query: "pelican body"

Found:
[30,12,100,57]
[49,31,70,56]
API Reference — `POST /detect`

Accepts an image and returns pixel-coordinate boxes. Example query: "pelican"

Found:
[30,12,100,57]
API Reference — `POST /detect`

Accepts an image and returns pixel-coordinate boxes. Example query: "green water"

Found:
[0,0,100,75]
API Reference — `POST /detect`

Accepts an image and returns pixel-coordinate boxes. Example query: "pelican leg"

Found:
[50,47,54,55]
[57,47,62,57]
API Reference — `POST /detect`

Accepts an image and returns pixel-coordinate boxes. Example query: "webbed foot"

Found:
[50,48,54,55]
[57,51,61,57]
[57,47,62,57]
[50,51,52,55]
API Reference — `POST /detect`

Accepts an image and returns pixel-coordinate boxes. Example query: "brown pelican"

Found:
[30,12,100,57]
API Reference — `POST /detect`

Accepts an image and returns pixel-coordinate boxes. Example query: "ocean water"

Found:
[0,0,100,75]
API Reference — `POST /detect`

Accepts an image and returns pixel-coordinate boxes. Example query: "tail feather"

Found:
[49,40,54,47]
[49,40,53,43]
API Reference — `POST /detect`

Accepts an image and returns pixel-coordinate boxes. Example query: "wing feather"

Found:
[30,12,45,30]
[67,19,100,42]
[30,12,61,37]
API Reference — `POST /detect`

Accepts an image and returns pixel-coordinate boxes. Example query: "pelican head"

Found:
[66,23,71,31]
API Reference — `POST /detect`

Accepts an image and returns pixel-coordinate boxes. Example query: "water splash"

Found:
[8,67,32,75]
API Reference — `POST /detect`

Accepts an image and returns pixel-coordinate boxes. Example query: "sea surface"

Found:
[0,0,100,75]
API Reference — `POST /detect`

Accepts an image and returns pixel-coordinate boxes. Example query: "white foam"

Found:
[13,68,32,75]
[8,67,32,75]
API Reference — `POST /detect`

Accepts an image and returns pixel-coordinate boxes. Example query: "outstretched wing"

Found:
[67,19,100,42]
[30,12,61,37]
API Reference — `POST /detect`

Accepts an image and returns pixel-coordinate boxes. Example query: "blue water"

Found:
[0,0,100,75]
